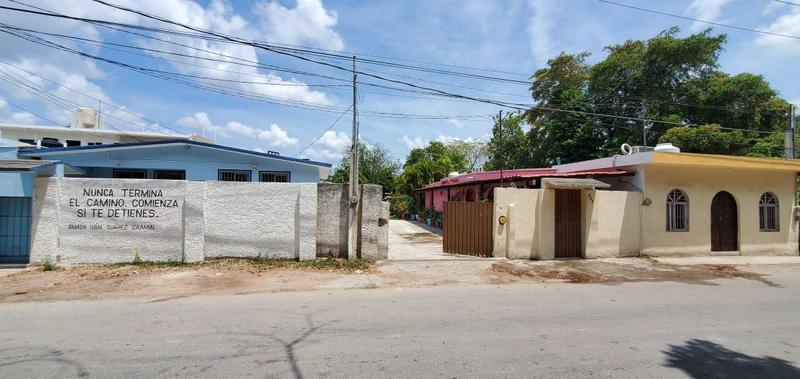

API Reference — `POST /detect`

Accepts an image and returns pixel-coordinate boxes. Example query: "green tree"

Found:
[393,141,469,207]
[659,124,785,157]
[331,141,400,195]
[448,139,488,172]
[485,112,528,170]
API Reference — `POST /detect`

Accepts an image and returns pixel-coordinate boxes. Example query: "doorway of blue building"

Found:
[0,197,32,264]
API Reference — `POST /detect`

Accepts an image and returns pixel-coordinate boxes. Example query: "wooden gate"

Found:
[554,189,582,258]
[711,191,738,252]
[443,201,493,257]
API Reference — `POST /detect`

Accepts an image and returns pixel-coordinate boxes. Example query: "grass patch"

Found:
[250,255,371,272]
[41,258,54,271]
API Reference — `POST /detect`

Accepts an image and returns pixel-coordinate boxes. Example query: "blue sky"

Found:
[0,0,798,165]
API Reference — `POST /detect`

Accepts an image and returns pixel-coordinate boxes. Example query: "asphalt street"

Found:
[1,272,800,378]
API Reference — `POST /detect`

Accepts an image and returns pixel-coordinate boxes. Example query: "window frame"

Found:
[259,171,291,183]
[113,169,147,179]
[218,169,252,182]
[154,170,186,180]
[759,192,779,232]
[666,188,689,232]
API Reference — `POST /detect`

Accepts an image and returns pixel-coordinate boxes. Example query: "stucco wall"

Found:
[204,182,317,260]
[584,190,642,258]
[28,178,387,265]
[641,165,798,256]
[493,188,540,259]
[316,183,389,261]
[493,188,641,260]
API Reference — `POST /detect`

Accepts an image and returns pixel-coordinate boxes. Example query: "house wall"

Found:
[641,165,798,256]
[583,190,642,258]
[0,172,35,197]
[25,144,324,182]
[493,188,640,259]
[28,177,386,265]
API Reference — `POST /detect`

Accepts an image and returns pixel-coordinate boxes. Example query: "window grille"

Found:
[154,170,186,180]
[113,169,146,179]
[666,189,689,232]
[259,171,290,183]
[759,192,779,232]
[218,170,251,182]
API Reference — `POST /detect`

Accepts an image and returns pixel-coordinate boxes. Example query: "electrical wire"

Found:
[0,97,63,126]
[597,0,800,41]
[295,104,352,157]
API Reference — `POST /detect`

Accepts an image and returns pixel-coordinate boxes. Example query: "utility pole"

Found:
[347,56,359,260]
[786,104,796,159]
[789,104,797,159]
[498,110,504,188]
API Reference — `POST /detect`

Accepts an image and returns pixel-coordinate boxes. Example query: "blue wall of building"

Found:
[0,172,35,197]
[24,144,325,182]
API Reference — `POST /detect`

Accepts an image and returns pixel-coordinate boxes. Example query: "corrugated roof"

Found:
[420,167,628,190]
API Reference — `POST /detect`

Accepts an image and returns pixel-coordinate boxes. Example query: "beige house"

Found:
[493,151,800,259]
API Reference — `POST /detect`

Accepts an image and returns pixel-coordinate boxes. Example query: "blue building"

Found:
[19,139,332,182]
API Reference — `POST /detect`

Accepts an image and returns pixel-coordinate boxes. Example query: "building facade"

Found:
[491,151,800,259]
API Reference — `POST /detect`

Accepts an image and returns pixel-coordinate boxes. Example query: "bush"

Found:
[42,258,54,271]
[390,194,414,219]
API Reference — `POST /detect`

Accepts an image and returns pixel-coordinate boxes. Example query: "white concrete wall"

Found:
[29,177,318,264]
[203,182,316,260]
[29,178,387,265]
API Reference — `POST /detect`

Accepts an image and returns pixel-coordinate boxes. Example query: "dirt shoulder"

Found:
[1,257,796,303]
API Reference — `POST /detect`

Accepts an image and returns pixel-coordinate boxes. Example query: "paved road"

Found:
[2,270,800,378]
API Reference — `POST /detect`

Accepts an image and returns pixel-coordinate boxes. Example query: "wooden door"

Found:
[711,191,738,252]
[554,189,582,258]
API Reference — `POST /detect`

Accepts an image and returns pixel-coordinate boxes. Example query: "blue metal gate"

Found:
[0,197,32,263]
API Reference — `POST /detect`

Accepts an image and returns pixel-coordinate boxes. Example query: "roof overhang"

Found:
[542,178,611,189]
[0,159,84,176]
[556,151,800,173]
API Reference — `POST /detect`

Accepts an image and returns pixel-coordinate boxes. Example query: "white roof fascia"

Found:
[554,152,654,173]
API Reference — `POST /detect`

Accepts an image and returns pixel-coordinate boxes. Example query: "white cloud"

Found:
[400,134,426,149]
[527,0,558,67]
[301,130,350,162]
[258,124,299,148]
[253,0,345,50]
[0,98,37,124]
[177,112,298,148]
[754,7,800,56]
[447,117,464,129]
[685,0,732,31]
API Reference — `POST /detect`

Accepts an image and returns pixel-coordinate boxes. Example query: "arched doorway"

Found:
[711,191,738,252]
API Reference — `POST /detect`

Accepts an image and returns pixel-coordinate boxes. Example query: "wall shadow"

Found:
[663,339,800,378]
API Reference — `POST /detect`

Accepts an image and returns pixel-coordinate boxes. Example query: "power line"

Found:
[0,57,185,135]
[0,97,63,126]
[295,104,352,157]
[772,0,800,7]
[597,0,800,41]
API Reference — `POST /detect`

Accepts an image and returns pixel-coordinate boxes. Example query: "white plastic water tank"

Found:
[654,142,680,153]
[448,171,460,178]
[77,107,98,128]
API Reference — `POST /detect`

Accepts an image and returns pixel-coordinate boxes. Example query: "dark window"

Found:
[666,189,689,232]
[88,142,103,146]
[18,139,35,145]
[66,140,81,146]
[40,138,62,148]
[154,170,186,180]
[759,192,779,232]
[259,171,290,183]
[219,170,251,182]
[113,169,147,179]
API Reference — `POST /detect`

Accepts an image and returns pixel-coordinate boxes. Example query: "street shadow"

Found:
[223,312,335,379]
[663,339,800,378]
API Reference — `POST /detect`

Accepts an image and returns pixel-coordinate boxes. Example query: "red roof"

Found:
[419,167,628,190]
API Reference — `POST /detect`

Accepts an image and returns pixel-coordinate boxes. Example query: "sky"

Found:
[0,0,798,165]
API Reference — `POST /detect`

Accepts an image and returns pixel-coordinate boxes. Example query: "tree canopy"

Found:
[330,141,400,195]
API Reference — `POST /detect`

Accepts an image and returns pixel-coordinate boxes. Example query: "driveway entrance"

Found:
[388,220,470,260]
